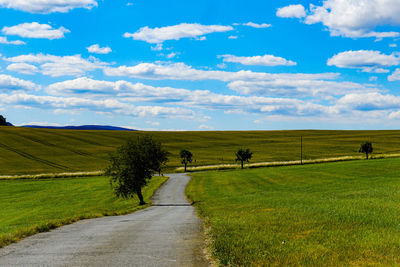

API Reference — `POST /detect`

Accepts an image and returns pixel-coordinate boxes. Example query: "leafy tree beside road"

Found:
[236,148,253,169]
[106,135,169,205]
[359,141,373,159]
[180,149,193,172]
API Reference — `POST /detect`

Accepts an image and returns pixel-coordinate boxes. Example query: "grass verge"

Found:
[0,175,167,248]
[187,157,400,266]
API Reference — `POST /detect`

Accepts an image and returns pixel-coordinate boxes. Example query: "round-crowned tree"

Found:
[235,148,253,169]
[359,141,373,159]
[105,135,169,205]
[180,149,193,172]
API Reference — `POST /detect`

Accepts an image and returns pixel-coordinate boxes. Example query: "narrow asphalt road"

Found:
[0,173,209,266]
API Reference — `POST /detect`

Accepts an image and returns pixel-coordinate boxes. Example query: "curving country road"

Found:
[0,173,208,266]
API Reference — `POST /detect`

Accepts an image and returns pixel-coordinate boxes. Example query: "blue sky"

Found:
[1,0,400,130]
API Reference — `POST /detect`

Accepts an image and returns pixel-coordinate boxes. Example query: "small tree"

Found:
[0,115,6,126]
[180,149,193,172]
[359,141,373,159]
[105,135,169,205]
[236,148,253,169]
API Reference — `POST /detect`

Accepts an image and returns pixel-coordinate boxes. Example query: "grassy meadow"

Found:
[187,157,400,266]
[2,126,400,175]
[0,175,167,248]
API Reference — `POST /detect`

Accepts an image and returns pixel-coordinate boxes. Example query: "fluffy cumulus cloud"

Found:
[220,54,297,66]
[87,44,112,54]
[279,0,400,38]
[276,4,306,18]
[0,93,195,119]
[43,77,335,117]
[4,53,108,77]
[327,50,400,73]
[0,0,98,14]
[388,69,400,81]
[104,61,338,82]
[6,63,38,74]
[123,23,233,44]
[0,74,39,91]
[0,36,25,45]
[227,79,378,98]
[336,92,400,112]
[2,22,70,39]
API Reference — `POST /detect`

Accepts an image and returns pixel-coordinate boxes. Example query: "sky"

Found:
[1,0,400,130]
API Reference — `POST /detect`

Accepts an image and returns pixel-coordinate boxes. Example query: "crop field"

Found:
[0,175,167,248]
[186,157,400,266]
[2,126,400,175]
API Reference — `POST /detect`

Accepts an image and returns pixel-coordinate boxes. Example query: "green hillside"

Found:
[1,127,400,175]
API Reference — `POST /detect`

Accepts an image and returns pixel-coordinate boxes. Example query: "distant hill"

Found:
[6,122,13,126]
[21,125,136,131]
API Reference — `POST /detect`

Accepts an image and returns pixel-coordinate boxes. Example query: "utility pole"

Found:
[301,136,303,165]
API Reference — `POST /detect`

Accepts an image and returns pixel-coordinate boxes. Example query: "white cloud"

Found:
[336,92,400,111]
[327,50,400,72]
[388,68,400,81]
[199,124,214,130]
[45,76,380,118]
[227,79,378,98]
[276,4,306,18]
[123,23,233,44]
[104,62,338,82]
[87,44,112,54]
[0,74,39,91]
[7,63,38,74]
[220,54,297,66]
[242,22,271,28]
[2,22,70,40]
[0,93,195,119]
[302,0,400,38]
[0,0,98,14]
[228,35,238,39]
[369,76,378,82]
[390,44,398,48]
[0,36,25,45]
[151,43,163,51]
[166,52,176,59]
[4,53,108,77]
[146,121,160,126]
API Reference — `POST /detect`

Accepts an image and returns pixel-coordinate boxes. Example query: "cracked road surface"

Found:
[0,173,208,266]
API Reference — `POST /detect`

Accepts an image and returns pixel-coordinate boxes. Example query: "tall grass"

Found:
[0,175,167,248]
[187,157,400,266]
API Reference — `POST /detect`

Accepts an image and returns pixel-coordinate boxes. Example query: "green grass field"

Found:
[2,126,400,175]
[187,158,400,266]
[0,175,167,248]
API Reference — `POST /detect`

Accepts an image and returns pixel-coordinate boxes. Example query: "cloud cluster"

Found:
[276,4,306,18]
[124,23,233,44]
[327,50,400,73]
[87,44,112,54]
[0,74,39,91]
[4,53,108,77]
[0,0,98,13]
[279,0,400,38]
[220,54,297,66]
[388,69,400,81]
[240,22,271,28]
[0,36,25,45]
[0,92,195,119]
[2,22,70,40]
[104,61,338,82]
